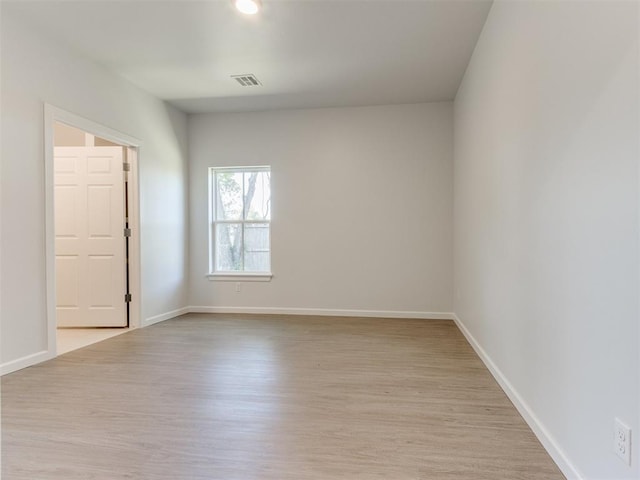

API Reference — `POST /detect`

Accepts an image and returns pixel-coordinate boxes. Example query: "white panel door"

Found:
[54,146,127,327]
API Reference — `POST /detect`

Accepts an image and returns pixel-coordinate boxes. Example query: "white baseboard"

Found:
[1,350,54,376]
[143,307,191,327]
[188,306,454,320]
[452,313,583,480]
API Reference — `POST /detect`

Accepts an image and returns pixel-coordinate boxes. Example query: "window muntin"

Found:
[210,167,271,274]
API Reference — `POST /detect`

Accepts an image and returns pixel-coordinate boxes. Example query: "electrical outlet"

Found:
[235,282,241,293]
[614,418,631,465]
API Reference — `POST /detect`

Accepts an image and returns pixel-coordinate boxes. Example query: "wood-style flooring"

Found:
[2,314,565,479]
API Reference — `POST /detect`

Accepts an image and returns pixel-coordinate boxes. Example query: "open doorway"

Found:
[45,106,141,357]
[53,122,130,353]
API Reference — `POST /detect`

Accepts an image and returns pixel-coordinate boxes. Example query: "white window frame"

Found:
[207,166,272,281]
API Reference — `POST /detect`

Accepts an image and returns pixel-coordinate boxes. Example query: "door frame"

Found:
[44,104,142,357]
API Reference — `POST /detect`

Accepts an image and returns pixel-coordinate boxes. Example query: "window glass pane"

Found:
[216,223,242,271]
[244,223,270,272]
[244,171,271,220]
[210,167,271,274]
[216,172,243,220]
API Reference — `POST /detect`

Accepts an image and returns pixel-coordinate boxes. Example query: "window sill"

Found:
[206,272,273,282]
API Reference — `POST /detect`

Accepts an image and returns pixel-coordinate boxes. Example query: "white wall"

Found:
[0,10,190,369]
[454,1,639,479]
[189,103,453,316]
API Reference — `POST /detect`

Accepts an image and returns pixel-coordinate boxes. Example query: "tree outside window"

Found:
[210,167,271,273]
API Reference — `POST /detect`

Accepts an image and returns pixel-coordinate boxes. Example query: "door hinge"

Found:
[123,162,131,172]
[125,293,132,303]
[124,228,132,237]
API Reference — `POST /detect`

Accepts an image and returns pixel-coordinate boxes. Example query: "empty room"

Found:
[1,1,638,479]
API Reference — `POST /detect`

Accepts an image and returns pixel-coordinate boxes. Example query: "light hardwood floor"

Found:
[2,314,565,479]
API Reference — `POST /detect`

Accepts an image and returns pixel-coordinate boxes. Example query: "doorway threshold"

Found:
[57,328,129,355]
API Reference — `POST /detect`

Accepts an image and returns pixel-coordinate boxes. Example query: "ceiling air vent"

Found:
[231,74,262,87]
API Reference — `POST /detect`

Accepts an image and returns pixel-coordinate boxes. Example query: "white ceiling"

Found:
[3,0,493,113]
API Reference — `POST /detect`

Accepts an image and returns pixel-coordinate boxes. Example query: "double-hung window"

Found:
[209,166,271,276]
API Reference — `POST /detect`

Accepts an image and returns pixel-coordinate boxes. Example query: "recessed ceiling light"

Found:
[234,0,261,15]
